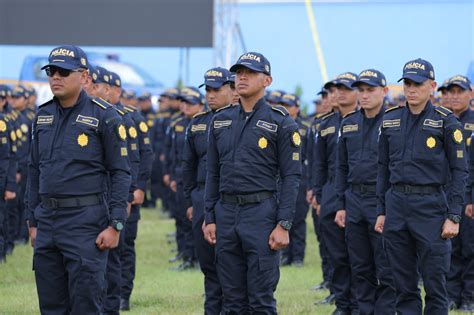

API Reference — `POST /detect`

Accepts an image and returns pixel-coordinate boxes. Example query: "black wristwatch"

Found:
[278,220,292,231]
[110,220,124,232]
[447,214,461,224]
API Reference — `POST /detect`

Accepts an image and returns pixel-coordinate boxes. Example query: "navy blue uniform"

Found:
[121,104,154,303]
[139,107,156,206]
[313,110,356,311]
[182,110,223,313]
[0,114,13,262]
[205,100,301,314]
[447,107,474,307]
[335,107,396,314]
[377,103,468,314]
[28,91,131,314]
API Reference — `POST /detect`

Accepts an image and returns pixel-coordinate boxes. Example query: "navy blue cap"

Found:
[11,85,30,98]
[160,88,179,99]
[266,90,285,103]
[91,66,110,84]
[437,79,450,92]
[121,89,136,100]
[41,45,88,71]
[108,72,122,88]
[447,75,472,91]
[281,93,300,107]
[353,69,387,87]
[317,87,328,96]
[137,92,151,101]
[199,67,232,88]
[230,52,271,75]
[398,58,435,83]
[229,73,236,82]
[334,72,358,89]
[24,85,36,96]
[0,85,11,98]
[179,87,203,105]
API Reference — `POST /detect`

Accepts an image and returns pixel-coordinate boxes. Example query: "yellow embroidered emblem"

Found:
[0,120,6,132]
[258,137,268,149]
[147,119,154,127]
[118,124,127,140]
[10,130,16,142]
[292,131,301,147]
[77,133,88,147]
[139,121,148,133]
[426,137,436,149]
[467,137,471,147]
[129,126,138,139]
[121,147,128,156]
[453,129,463,144]
[293,152,300,161]
[21,123,28,133]
[16,129,22,138]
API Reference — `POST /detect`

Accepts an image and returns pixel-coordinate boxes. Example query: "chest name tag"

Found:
[423,119,443,128]
[191,124,207,132]
[256,120,278,133]
[342,124,358,133]
[382,119,400,128]
[76,115,99,128]
[37,115,54,125]
[320,126,335,137]
[464,123,474,131]
[175,125,185,132]
[214,120,232,129]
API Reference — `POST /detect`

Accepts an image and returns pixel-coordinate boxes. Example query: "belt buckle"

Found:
[360,185,367,193]
[404,185,411,194]
[49,198,59,209]
[236,195,244,205]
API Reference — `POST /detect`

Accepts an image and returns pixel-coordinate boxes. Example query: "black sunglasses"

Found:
[45,66,84,77]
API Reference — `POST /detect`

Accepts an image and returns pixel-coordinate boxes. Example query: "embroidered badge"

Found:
[139,121,149,133]
[453,129,463,144]
[118,124,127,141]
[426,136,436,149]
[256,120,278,133]
[258,137,268,149]
[291,131,301,147]
[129,126,138,139]
[37,115,54,125]
[76,115,99,128]
[0,120,6,132]
[77,133,88,147]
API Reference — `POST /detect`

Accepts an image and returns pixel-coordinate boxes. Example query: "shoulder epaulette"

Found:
[315,112,327,119]
[435,106,452,117]
[171,112,181,118]
[385,106,401,113]
[38,99,54,108]
[215,104,233,113]
[321,112,335,120]
[157,112,171,118]
[92,97,112,110]
[193,111,210,119]
[113,107,125,116]
[270,105,288,116]
[301,120,312,128]
[170,116,184,127]
[343,110,357,118]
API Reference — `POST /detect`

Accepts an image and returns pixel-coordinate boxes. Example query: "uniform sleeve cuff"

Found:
[204,212,216,225]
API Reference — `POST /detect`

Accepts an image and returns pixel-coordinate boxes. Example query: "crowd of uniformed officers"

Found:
[0,45,473,315]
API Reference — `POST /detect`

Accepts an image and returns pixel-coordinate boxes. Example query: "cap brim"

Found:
[229,63,265,74]
[40,62,80,70]
[335,82,355,90]
[447,82,471,91]
[352,80,381,87]
[316,91,328,95]
[397,74,428,83]
[323,81,335,89]
[199,81,226,89]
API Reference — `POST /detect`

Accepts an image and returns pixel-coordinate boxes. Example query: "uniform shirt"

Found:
[205,98,301,224]
[125,105,154,192]
[457,108,474,204]
[170,116,191,184]
[0,113,13,193]
[295,115,310,188]
[153,109,174,157]
[312,110,341,205]
[27,91,131,225]
[377,102,468,216]
[140,108,156,144]
[335,107,385,210]
[182,110,213,208]
[164,112,185,176]
[16,110,32,174]
[306,113,325,191]
[1,106,18,193]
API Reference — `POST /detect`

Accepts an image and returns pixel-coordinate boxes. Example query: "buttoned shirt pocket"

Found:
[384,127,403,160]
[63,123,102,161]
[36,124,54,160]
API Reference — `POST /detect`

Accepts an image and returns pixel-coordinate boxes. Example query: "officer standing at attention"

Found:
[312,73,359,314]
[182,67,233,314]
[27,45,131,314]
[335,69,396,314]
[203,52,301,314]
[280,92,310,267]
[437,79,451,109]
[444,75,474,311]
[376,58,467,314]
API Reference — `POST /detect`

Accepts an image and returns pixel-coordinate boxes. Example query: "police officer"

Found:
[113,77,153,311]
[437,79,451,109]
[27,45,131,314]
[203,52,301,314]
[335,69,396,314]
[279,92,310,267]
[182,67,233,314]
[229,73,240,104]
[266,90,285,106]
[376,58,468,314]
[444,75,474,311]
[312,73,359,314]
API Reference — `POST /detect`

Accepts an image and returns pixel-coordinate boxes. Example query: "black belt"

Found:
[392,184,440,194]
[220,191,274,206]
[351,184,376,193]
[41,194,103,209]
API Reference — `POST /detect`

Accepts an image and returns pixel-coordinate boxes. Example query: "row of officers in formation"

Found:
[0,45,473,315]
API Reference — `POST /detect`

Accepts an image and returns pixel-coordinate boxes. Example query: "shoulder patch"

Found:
[321,112,335,120]
[215,104,233,113]
[92,97,112,110]
[343,110,357,118]
[270,105,288,116]
[385,106,401,113]
[193,111,210,119]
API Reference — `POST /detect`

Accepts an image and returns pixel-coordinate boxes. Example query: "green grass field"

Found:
[0,206,335,314]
